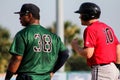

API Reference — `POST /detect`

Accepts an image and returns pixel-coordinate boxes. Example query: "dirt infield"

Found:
[0,74,5,77]
[0,74,5,80]
[0,73,16,80]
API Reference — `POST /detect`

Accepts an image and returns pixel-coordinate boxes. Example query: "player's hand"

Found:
[50,72,54,80]
[71,38,79,50]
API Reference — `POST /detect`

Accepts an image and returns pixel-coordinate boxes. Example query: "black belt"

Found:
[99,63,110,66]
[91,63,110,68]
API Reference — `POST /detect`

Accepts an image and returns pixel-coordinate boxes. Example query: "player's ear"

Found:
[28,13,33,19]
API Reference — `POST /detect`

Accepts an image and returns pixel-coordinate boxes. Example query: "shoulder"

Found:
[40,25,60,38]
[14,28,25,36]
[13,28,29,40]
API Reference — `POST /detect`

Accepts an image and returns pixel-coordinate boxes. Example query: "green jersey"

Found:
[9,25,67,80]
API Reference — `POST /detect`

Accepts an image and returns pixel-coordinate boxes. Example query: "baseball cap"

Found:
[14,3,40,15]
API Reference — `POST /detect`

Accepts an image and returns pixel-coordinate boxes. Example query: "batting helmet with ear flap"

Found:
[75,2,101,21]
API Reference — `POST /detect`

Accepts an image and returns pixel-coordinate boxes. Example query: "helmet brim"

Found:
[74,10,80,14]
[14,12,21,14]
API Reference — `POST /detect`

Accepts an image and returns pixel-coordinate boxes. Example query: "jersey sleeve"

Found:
[57,37,67,51]
[52,36,69,73]
[111,27,119,45]
[9,33,25,56]
[83,28,96,48]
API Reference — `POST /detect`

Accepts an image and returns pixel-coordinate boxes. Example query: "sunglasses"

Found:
[20,12,29,17]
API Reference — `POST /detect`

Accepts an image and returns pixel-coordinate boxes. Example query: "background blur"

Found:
[0,0,120,80]
[0,0,120,39]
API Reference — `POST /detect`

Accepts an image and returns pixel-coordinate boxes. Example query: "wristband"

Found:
[5,70,14,80]
[115,64,120,70]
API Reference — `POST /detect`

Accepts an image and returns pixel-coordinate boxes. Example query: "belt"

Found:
[99,63,110,66]
[18,72,50,75]
[91,63,111,68]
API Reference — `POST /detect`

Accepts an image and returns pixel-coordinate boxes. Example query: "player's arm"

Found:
[115,44,120,70]
[71,38,94,59]
[52,49,69,73]
[5,54,23,80]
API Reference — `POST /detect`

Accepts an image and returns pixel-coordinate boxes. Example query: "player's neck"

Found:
[30,19,40,25]
[88,19,98,25]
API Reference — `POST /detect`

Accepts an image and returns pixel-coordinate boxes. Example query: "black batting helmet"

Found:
[75,2,101,21]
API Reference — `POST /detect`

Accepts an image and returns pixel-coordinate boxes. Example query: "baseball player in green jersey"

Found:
[5,3,69,80]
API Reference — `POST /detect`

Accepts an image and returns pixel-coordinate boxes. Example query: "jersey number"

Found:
[33,34,52,53]
[104,28,114,43]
